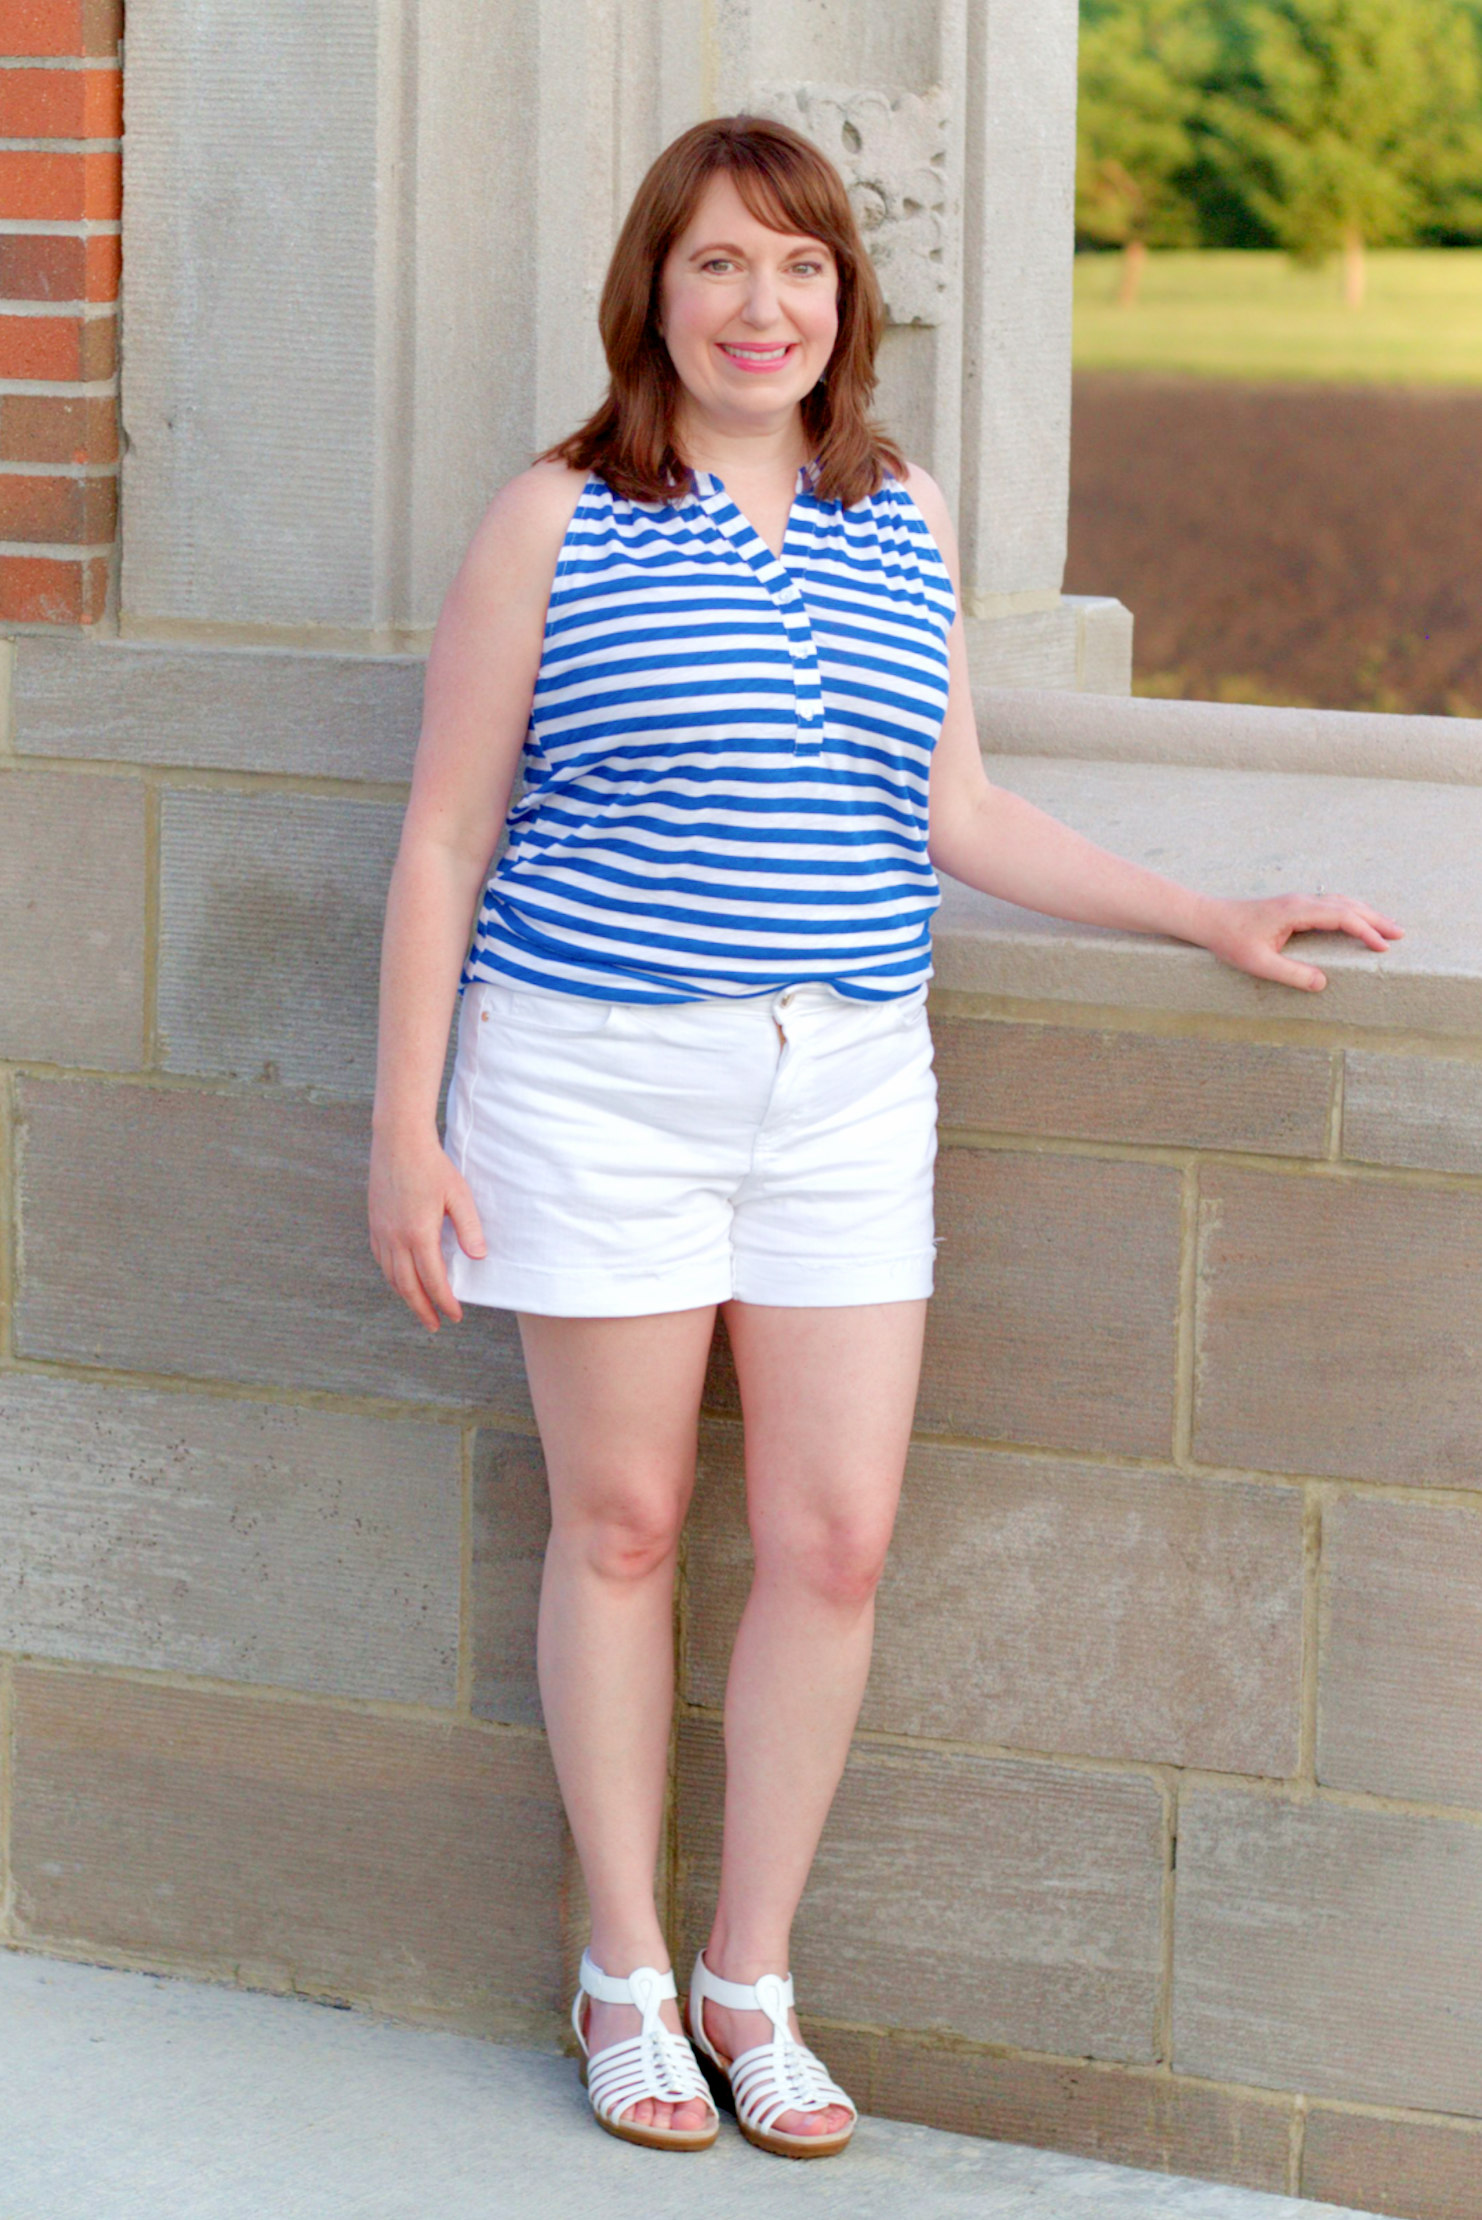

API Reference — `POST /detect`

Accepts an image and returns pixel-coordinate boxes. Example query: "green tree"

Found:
[1204,0,1482,303]
[1076,0,1220,304]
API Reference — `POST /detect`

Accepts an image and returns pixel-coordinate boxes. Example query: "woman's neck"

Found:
[673,405,810,487]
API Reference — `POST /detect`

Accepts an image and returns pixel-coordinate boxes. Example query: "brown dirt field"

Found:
[1065,372,1482,716]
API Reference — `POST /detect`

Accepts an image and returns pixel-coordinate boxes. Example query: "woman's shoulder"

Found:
[479,458,593,554]
[889,458,949,530]
[453,460,593,611]
[873,459,961,614]
[887,458,959,562]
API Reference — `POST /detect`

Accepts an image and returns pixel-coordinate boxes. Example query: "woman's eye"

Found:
[701,258,737,273]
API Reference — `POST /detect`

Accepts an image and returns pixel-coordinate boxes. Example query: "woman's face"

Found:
[657,169,840,444]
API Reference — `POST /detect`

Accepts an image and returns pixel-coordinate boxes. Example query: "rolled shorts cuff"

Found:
[730,1248,936,1308]
[445,1241,732,1320]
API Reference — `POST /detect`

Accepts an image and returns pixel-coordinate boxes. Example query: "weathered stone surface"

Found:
[933,1017,1330,1157]
[158,788,436,1097]
[0,768,144,1068]
[675,1720,1165,2064]
[872,2037,1295,2196]
[1343,1049,1482,1176]
[754,84,952,326]
[964,606,1080,689]
[13,636,424,780]
[932,756,1482,1039]
[470,1426,548,1728]
[920,1149,1182,1456]
[685,1427,1303,1774]
[1319,1495,1482,1806]
[1302,2106,1482,2220]
[1070,594,1134,696]
[973,685,1482,785]
[10,1668,569,2030]
[1173,1785,1482,2114]
[0,1372,461,1703]
[956,0,1078,599]
[1194,1168,1482,1488]
[14,1077,529,1414]
[120,0,382,626]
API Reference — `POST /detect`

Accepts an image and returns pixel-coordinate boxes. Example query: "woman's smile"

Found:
[716,340,798,372]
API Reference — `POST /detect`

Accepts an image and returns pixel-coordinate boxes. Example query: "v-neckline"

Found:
[689,461,814,568]
[684,461,827,755]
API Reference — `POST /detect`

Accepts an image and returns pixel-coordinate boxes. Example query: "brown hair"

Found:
[536,114,905,508]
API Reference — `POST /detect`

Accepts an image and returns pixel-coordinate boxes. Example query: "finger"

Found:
[1307,896,1403,940]
[1241,943,1327,992]
[390,1252,441,1332]
[1283,902,1387,953]
[412,1239,464,1327]
[445,1183,487,1262]
[1314,902,1401,951]
[1338,915,1393,950]
[1350,904,1404,935]
[1301,904,1388,950]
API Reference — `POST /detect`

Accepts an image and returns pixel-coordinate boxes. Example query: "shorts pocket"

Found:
[894,982,931,1027]
[475,981,615,1035]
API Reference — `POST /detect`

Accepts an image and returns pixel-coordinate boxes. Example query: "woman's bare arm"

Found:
[368,460,587,1329]
[903,463,1403,991]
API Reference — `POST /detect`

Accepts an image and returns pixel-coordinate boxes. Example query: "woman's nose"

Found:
[742,275,783,325]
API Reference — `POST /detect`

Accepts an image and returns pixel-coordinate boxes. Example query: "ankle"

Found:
[701,1930,792,1983]
[587,1928,672,1978]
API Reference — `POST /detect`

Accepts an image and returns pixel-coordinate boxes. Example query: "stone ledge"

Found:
[978,685,1482,785]
[963,596,1133,693]
[8,634,424,781]
[936,754,1482,1036]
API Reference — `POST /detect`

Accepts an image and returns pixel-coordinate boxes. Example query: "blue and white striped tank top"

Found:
[460,458,957,1004]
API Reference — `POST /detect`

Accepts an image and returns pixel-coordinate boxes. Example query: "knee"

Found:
[757,1512,894,1611]
[555,1483,688,1584]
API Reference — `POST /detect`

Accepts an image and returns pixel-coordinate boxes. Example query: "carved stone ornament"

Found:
[751,84,951,327]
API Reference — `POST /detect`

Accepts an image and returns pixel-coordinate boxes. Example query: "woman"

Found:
[368,115,1400,2161]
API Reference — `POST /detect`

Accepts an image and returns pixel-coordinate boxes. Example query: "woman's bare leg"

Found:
[697,1297,927,2137]
[520,1304,717,2133]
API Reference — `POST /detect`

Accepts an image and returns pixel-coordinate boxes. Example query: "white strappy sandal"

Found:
[684,1946,858,2159]
[570,1949,720,2151]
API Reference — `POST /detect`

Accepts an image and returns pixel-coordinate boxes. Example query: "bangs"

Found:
[725,146,848,256]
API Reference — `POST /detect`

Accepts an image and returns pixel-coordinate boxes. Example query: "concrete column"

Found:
[956,0,1133,686]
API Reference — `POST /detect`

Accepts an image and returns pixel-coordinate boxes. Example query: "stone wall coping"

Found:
[9,635,1480,1037]
[937,753,1482,1037]
[977,686,1482,787]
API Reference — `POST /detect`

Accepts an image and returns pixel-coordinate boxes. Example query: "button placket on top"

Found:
[688,467,826,755]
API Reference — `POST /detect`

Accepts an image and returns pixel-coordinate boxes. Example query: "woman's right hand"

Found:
[368,1126,486,1333]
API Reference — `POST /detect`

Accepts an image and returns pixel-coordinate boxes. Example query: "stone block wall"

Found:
[4,639,1482,2217]
[690,1004,1482,2211]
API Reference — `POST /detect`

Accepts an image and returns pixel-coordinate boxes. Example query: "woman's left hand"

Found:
[1197,892,1404,992]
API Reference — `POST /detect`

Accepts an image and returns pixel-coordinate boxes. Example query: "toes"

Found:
[776,2105,850,2137]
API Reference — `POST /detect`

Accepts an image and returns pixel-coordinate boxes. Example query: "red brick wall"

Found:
[0,0,121,625]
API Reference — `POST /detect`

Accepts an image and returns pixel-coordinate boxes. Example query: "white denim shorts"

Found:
[438,977,938,1317]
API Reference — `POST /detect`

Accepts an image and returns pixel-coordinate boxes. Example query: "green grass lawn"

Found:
[1073,248,1482,385]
